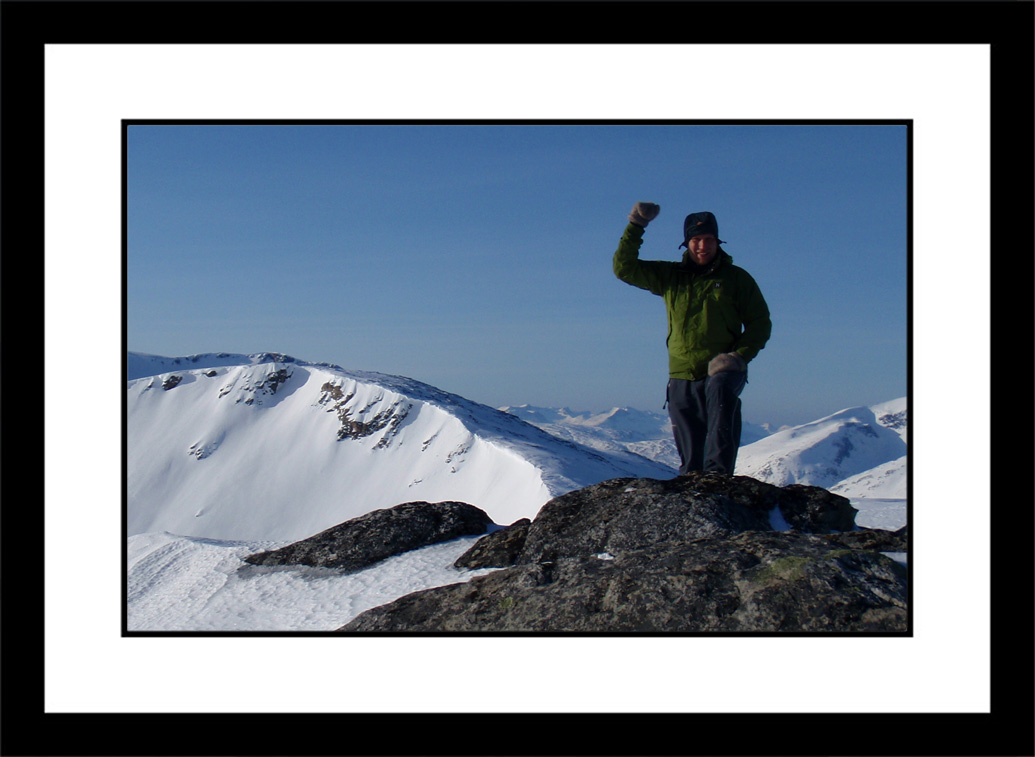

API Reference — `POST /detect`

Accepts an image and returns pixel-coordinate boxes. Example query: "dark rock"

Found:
[454,519,531,569]
[260,367,291,395]
[821,525,908,552]
[644,473,857,533]
[778,483,859,532]
[253,352,298,364]
[338,530,907,633]
[515,475,772,566]
[320,382,345,400]
[161,374,182,390]
[243,501,493,572]
[317,382,412,446]
[336,474,907,633]
[515,473,857,568]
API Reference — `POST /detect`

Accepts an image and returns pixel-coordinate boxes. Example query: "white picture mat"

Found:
[43,43,990,714]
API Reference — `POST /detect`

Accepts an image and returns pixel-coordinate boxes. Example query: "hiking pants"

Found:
[667,371,746,475]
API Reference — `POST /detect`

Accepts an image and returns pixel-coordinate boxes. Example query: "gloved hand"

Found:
[628,202,660,227]
[707,352,747,376]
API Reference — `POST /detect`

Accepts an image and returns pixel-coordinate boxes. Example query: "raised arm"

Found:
[613,202,670,295]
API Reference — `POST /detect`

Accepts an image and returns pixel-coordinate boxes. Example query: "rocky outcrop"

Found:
[336,473,908,633]
[453,518,531,569]
[242,500,493,572]
[317,380,413,445]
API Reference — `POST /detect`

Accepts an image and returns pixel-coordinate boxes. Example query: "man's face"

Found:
[687,234,718,266]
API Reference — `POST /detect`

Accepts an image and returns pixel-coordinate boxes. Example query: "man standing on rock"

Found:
[613,203,772,476]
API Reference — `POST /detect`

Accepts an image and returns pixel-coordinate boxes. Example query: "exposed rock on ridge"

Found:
[334,473,908,633]
[243,501,492,572]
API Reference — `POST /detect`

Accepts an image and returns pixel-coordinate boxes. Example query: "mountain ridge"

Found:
[124,351,909,633]
[734,398,908,497]
[499,402,773,471]
[126,351,676,541]
[126,351,906,543]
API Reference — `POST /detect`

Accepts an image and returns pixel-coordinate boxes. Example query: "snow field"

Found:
[127,532,497,632]
[124,353,909,633]
[127,362,557,541]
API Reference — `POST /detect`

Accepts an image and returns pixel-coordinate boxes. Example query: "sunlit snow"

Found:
[126,352,907,632]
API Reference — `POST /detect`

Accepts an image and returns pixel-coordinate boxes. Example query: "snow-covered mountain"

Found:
[499,404,771,471]
[125,352,907,632]
[500,398,908,502]
[734,397,908,499]
[126,351,675,542]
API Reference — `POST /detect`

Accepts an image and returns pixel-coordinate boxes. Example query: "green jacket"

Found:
[613,223,772,381]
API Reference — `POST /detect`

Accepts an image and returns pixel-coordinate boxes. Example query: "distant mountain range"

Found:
[498,404,772,472]
[499,398,907,501]
[735,398,907,499]
[126,351,906,543]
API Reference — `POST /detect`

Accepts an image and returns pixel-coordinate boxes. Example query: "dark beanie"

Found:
[680,211,724,248]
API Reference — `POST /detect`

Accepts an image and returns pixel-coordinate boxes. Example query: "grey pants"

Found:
[667,372,746,475]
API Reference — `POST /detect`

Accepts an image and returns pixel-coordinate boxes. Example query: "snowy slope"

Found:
[126,358,908,632]
[499,404,771,472]
[734,397,908,496]
[126,530,498,631]
[500,404,681,470]
[499,405,670,439]
[831,456,908,499]
[498,400,908,499]
[126,352,675,542]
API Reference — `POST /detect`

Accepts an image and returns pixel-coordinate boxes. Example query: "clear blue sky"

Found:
[126,123,908,428]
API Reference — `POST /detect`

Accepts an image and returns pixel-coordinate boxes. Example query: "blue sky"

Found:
[126,122,908,428]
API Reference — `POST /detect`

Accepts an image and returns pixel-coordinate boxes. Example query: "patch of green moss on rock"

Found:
[751,555,812,584]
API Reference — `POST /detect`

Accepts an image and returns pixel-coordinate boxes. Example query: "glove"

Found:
[628,202,660,227]
[707,352,747,376]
